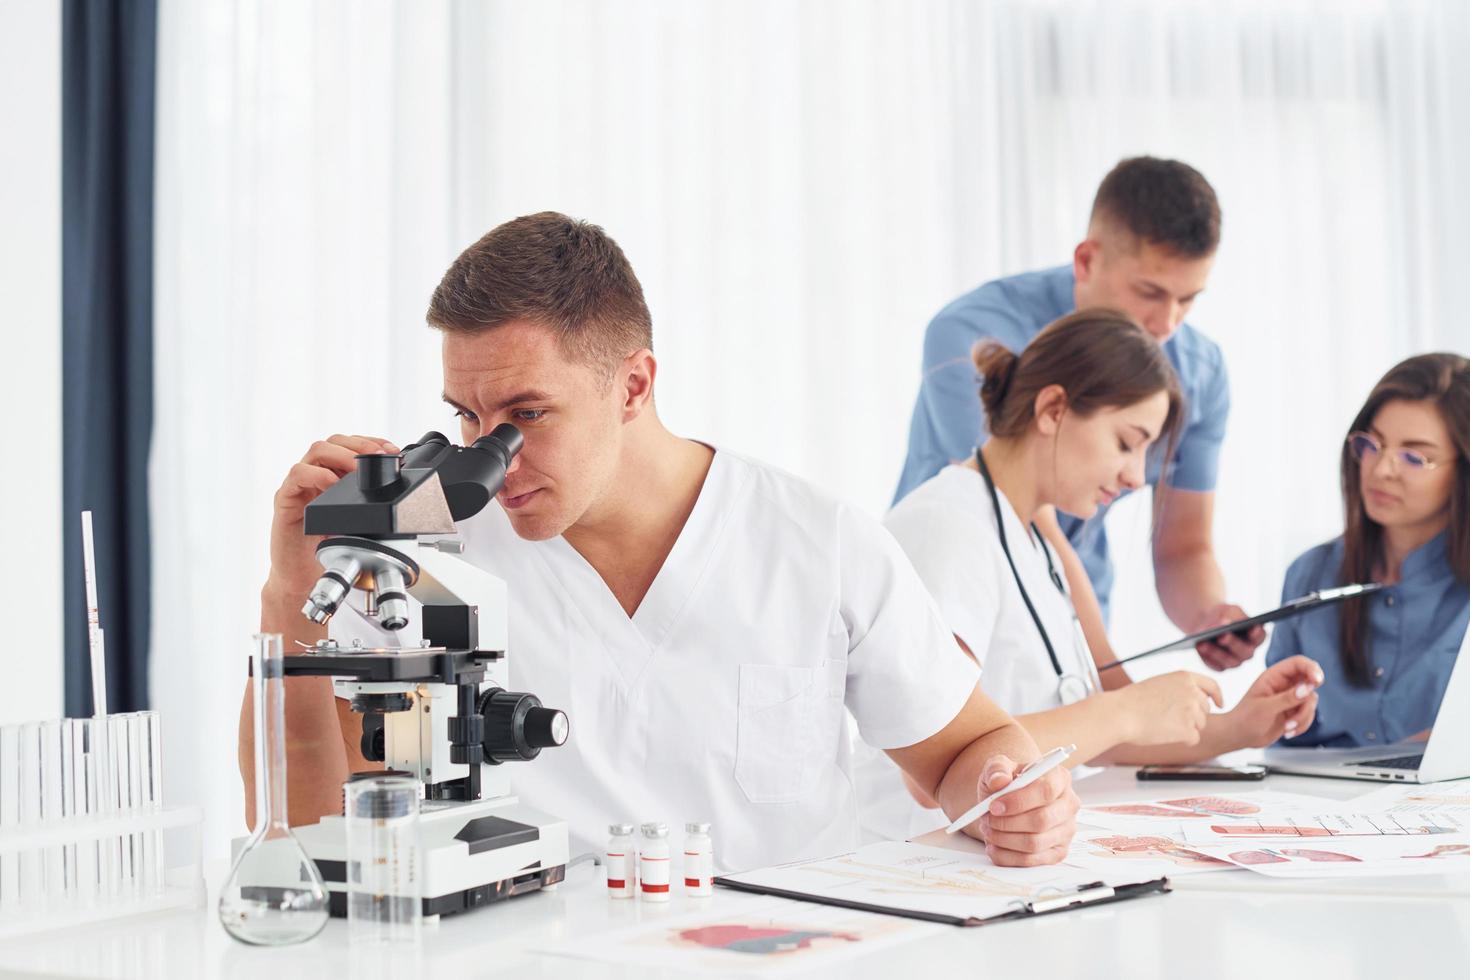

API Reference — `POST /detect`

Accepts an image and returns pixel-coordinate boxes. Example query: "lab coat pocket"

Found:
[735,663,836,805]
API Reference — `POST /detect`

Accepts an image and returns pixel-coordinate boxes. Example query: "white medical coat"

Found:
[333,449,978,872]
[855,465,1093,841]
[884,464,1090,717]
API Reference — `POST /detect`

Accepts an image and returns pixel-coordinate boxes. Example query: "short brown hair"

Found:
[1091,157,1221,258]
[427,212,653,371]
[1338,353,1470,687]
[973,307,1185,462]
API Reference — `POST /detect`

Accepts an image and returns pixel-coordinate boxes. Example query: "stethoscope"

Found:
[975,448,1100,705]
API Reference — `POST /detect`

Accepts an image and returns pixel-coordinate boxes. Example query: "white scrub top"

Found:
[332,448,978,873]
[883,464,1090,718]
[853,464,1091,842]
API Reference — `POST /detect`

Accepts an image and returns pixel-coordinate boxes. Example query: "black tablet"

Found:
[1099,582,1385,671]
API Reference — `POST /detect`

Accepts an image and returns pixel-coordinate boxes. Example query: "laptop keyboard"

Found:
[1348,753,1423,770]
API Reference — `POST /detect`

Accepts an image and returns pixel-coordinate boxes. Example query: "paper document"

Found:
[535,897,938,976]
[1067,828,1235,877]
[1195,834,1470,878]
[1079,790,1338,832]
[1180,812,1464,844]
[720,841,1155,922]
[919,818,1235,878]
[1349,780,1470,815]
[1071,792,1470,880]
[1066,791,1354,878]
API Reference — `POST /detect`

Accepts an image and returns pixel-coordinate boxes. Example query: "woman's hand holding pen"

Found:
[970,755,1079,867]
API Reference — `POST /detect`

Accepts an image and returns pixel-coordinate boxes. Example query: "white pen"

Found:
[945,743,1076,834]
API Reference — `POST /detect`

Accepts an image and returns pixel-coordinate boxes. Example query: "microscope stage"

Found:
[282,647,502,683]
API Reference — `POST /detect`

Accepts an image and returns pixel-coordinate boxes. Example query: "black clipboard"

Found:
[713,874,1172,928]
[1097,582,1384,672]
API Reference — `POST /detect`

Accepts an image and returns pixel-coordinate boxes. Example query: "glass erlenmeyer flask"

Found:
[219,633,329,945]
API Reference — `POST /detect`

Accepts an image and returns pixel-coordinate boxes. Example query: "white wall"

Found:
[0,0,63,725]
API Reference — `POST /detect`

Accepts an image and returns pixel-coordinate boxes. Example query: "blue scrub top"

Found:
[1265,532,1470,748]
[893,265,1231,619]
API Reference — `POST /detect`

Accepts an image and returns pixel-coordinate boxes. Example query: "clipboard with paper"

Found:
[715,840,1170,927]
[1098,583,1385,672]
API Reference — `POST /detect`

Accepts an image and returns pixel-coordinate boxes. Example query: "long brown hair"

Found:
[972,307,1186,475]
[1338,353,1470,687]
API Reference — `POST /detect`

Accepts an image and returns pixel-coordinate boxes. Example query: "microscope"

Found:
[282,423,571,918]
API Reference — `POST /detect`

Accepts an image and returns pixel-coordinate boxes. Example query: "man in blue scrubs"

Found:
[895,157,1263,670]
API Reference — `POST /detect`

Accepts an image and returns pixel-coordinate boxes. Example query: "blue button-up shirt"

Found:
[893,265,1231,619]
[1265,532,1470,748]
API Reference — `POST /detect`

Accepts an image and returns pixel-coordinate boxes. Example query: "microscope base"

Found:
[291,795,571,919]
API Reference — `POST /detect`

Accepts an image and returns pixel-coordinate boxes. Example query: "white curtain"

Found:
[153,0,1470,854]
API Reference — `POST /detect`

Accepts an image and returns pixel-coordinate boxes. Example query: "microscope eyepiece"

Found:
[438,422,524,520]
[400,431,451,469]
[472,423,524,465]
[355,453,403,494]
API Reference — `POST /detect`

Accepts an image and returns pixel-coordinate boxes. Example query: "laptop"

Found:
[1263,618,1470,783]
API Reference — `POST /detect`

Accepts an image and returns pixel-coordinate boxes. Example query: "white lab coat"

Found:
[854,465,1092,841]
[885,464,1090,717]
[333,449,978,873]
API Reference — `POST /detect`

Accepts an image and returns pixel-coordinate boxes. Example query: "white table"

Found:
[5,769,1468,980]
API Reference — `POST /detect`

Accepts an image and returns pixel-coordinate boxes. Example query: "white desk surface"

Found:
[5,768,1469,980]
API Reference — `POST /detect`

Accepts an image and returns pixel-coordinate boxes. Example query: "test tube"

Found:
[68,718,99,906]
[141,711,163,810]
[345,775,421,945]
[141,711,164,893]
[60,721,79,904]
[98,714,128,898]
[39,719,74,906]
[18,722,43,905]
[82,716,113,904]
[124,711,160,896]
[0,723,20,910]
[110,713,139,896]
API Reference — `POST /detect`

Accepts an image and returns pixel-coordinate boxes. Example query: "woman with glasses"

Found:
[1264,353,1470,748]
[879,310,1322,789]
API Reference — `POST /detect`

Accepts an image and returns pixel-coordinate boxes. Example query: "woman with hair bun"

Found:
[882,309,1324,786]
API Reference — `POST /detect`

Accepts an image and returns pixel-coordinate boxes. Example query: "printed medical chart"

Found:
[1194,834,1470,878]
[920,815,1235,879]
[535,898,938,976]
[1349,779,1470,816]
[1066,828,1235,877]
[1078,791,1338,832]
[1179,811,1464,844]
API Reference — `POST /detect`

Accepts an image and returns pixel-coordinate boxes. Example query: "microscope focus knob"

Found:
[360,715,386,764]
[477,688,570,763]
[524,706,570,749]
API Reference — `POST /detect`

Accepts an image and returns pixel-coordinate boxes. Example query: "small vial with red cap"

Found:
[639,823,671,902]
[683,822,714,896]
[605,823,635,898]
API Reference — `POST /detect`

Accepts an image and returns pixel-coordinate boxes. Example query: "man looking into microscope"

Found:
[240,211,1078,872]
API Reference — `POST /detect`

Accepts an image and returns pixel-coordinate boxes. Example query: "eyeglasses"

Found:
[1346,431,1444,473]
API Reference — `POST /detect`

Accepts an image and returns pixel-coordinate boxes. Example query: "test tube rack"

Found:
[0,712,205,938]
